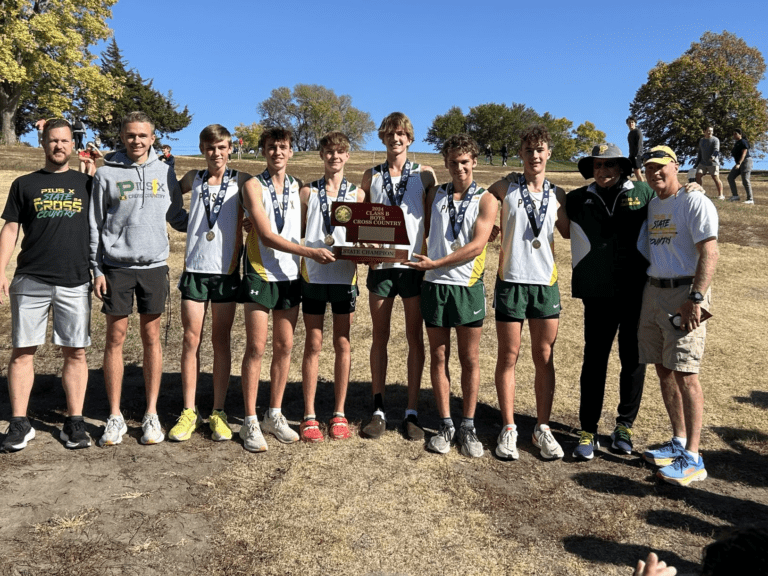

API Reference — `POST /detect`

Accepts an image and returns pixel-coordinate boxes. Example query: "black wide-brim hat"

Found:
[578,143,633,179]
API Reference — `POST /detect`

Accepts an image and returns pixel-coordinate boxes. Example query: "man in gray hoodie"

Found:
[89,111,187,447]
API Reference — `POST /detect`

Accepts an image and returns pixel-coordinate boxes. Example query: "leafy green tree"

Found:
[424,106,466,150]
[465,102,539,154]
[234,122,263,153]
[630,31,768,162]
[82,39,192,149]
[539,112,576,161]
[572,121,607,158]
[0,0,118,145]
[257,84,374,151]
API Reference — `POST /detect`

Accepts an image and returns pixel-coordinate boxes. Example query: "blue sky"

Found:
[34,0,768,167]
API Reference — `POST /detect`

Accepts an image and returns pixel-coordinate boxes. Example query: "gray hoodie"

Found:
[89,148,187,277]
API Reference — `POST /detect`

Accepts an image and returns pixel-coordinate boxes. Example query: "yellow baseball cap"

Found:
[643,146,678,166]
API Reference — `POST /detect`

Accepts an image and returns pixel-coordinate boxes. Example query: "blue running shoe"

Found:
[657,452,707,486]
[611,424,634,455]
[643,438,684,467]
[572,430,599,460]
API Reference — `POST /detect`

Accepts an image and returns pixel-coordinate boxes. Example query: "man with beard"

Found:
[0,119,93,452]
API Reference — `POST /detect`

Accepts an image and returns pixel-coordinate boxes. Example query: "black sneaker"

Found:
[361,413,386,439]
[402,414,425,441]
[60,417,91,449]
[1,417,35,452]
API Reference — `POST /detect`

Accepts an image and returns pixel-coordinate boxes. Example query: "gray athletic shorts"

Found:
[10,274,92,348]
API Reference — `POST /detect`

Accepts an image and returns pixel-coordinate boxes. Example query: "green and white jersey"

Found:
[243,173,301,281]
[300,180,359,286]
[185,170,243,275]
[498,179,559,286]
[368,162,426,270]
[425,184,488,287]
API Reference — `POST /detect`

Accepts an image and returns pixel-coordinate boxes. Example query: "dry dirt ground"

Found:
[0,146,766,575]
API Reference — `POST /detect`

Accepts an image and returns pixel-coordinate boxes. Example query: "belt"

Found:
[648,277,694,288]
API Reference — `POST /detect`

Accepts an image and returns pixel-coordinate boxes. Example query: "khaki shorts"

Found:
[637,283,710,373]
[696,165,719,176]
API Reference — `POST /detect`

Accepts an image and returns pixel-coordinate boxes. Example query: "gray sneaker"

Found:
[140,414,164,445]
[239,419,268,452]
[98,415,127,447]
[427,423,455,454]
[261,411,299,443]
[457,426,484,458]
[495,427,519,460]
[532,424,564,460]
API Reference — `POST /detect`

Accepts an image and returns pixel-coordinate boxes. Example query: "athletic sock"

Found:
[685,450,700,463]
[442,417,454,429]
[267,408,280,418]
[674,435,687,449]
[404,409,418,419]
[461,417,475,430]
[504,424,517,432]
[245,415,259,424]
[304,414,317,421]
[333,412,345,419]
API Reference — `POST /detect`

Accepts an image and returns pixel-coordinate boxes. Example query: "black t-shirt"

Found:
[731,138,750,161]
[2,169,92,286]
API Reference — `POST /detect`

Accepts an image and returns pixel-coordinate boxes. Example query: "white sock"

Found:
[245,415,259,424]
[685,450,699,463]
[674,435,687,448]
[504,424,517,432]
[267,408,281,418]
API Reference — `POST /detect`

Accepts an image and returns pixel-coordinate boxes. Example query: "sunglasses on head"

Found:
[593,160,618,169]
[642,150,675,162]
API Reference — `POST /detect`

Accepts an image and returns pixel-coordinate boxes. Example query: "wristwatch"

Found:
[688,291,704,304]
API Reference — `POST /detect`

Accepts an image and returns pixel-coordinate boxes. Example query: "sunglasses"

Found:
[642,150,675,162]
[593,160,618,169]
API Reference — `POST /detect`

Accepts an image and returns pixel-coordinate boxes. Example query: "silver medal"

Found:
[532,238,541,249]
[324,234,335,246]
[206,231,215,241]
[450,240,461,251]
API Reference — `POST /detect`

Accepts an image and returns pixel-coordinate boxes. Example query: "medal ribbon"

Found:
[261,169,291,233]
[446,181,477,241]
[380,160,412,207]
[318,177,348,236]
[517,174,550,238]
[201,168,234,230]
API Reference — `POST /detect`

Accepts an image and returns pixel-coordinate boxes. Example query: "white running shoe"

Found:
[261,411,299,443]
[532,424,564,460]
[99,415,127,447]
[140,413,165,445]
[495,427,519,460]
[239,419,268,452]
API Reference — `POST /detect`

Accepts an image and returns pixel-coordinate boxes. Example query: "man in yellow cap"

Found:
[637,146,719,486]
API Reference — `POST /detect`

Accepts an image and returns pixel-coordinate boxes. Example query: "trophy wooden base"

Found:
[333,245,409,264]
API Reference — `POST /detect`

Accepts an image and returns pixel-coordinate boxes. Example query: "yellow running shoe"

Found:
[209,410,233,441]
[168,408,201,442]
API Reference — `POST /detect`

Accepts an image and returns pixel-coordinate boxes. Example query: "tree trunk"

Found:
[0,84,22,145]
